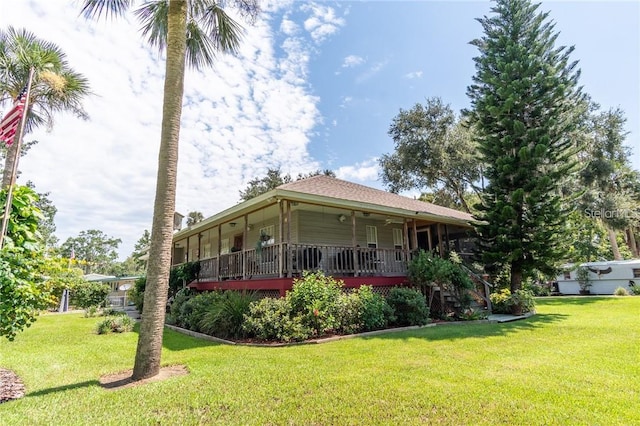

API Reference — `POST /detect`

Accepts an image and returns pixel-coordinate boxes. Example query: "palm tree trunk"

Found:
[627,227,638,258]
[132,0,187,381]
[607,227,622,260]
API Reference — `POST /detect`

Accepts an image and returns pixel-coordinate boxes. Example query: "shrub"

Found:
[386,287,430,326]
[614,286,629,296]
[335,292,363,335]
[287,271,344,335]
[95,315,134,334]
[73,281,110,309]
[490,288,535,314]
[103,308,127,317]
[509,289,536,314]
[166,288,194,325]
[243,297,312,342]
[176,291,222,332]
[357,285,393,331]
[489,288,512,314]
[129,276,146,312]
[84,306,100,318]
[199,290,258,339]
[630,283,640,296]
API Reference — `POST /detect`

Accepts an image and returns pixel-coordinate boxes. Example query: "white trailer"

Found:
[557,260,640,295]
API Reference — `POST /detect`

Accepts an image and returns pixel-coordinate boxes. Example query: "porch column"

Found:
[411,220,418,251]
[427,227,433,251]
[352,211,359,277]
[217,225,222,276]
[243,215,248,279]
[437,223,444,257]
[278,200,284,278]
[286,200,292,277]
[186,235,190,262]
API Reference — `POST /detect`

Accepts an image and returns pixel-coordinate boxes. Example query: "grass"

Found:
[1,296,639,425]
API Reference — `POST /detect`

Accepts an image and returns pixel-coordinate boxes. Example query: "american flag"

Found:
[0,87,28,146]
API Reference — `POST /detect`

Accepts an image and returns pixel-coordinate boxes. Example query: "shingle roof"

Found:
[277,176,473,222]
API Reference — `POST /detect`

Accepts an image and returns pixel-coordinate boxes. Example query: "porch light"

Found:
[230,222,237,228]
[338,214,347,223]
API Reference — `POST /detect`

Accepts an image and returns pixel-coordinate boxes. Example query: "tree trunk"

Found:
[132,0,187,381]
[607,227,622,260]
[510,262,523,293]
[627,227,638,258]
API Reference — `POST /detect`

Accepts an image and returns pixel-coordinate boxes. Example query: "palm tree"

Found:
[0,27,91,187]
[186,211,204,226]
[80,0,259,381]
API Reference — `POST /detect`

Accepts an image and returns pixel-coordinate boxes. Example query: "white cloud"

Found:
[342,55,364,68]
[356,60,389,84]
[301,3,346,43]
[339,96,353,108]
[335,159,380,183]
[404,70,423,79]
[1,2,329,260]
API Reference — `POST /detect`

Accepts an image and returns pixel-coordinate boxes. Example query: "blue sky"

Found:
[1,1,638,260]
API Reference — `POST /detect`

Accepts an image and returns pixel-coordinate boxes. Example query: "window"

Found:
[563,271,571,280]
[220,238,230,255]
[366,226,378,248]
[203,243,211,258]
[393,228,403,261]
[633,269,640,278]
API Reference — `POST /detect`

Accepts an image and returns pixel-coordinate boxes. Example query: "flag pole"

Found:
[0,67,36,249]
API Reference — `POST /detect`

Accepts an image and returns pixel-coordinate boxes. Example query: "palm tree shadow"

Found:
[27,380,100,398]
[129,322,220,351]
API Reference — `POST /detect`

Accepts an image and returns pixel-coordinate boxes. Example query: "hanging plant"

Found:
[256,230,271,255]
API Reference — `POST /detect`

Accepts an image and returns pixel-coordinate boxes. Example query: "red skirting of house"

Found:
[190,275,409,297]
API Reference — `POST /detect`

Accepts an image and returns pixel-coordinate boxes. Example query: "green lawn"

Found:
[1,297,639,425]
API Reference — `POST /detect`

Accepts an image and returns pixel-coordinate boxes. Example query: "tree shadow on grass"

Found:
[537,295,613,306]
[361,312,569,343]
[128,323,222,351]
[26,380,100,398]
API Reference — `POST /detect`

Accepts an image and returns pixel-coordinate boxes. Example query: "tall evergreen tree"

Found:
[467,0,583,291]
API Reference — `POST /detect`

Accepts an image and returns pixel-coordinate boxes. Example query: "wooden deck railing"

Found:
[189,243,409,282]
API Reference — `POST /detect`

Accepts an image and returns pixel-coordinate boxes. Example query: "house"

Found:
[85,274,139,307]
[172,176,476,297]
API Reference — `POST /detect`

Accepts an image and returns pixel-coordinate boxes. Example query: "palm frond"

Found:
[80,0,134,20]
[202,4,244,54]
[135,1,169,53]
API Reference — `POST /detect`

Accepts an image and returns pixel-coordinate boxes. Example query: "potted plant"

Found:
[575,266,592,295]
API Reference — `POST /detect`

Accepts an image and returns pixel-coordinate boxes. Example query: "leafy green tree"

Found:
[0,185,48,340]
[81,0,260,381]
[419,189,481,214]
[60,230,121,274]
[579,107,637,260]
[239,168,335,201]
[380,98,482,213]
[0,27,90,188]
[25,181,58,248]
[467,0,584,291]
[40,256,86,309]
